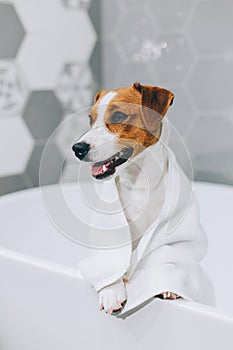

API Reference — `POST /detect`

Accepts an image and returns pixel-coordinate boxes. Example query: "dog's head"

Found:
[72,83,174,180]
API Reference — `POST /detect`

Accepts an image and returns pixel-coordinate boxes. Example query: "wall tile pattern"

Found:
[1,0,233,196]
[0,0,98,195]
[101,0,233,185]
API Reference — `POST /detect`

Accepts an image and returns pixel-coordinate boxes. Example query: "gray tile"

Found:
[0,174,27,196]
[149,0,194,31]
[0,3,25,59]
[116,9,159,64]
[88,0,101,34]
[90,41,102,88]
[189,0,233,55]
[117,0,149,9]
[102,41,122,89]
[26,143,63,187]
[101,0,120,38]
[23,91,63,140]
[112,63,155,89]
[155,33,193,85]
[188,58,233,111]
[193,151,233,186]
[166,87,194,135]
[187,115,233,155]
[62,0,91,10]
[187,115,233,185]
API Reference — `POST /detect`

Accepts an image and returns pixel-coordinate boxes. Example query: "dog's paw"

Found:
[98,278,127,315]
[157,291,181,300]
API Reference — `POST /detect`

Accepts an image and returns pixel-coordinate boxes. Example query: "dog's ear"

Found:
[133,82,174,133]
[94,90,106,104]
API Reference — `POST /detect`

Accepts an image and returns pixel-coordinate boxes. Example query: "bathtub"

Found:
[0,181,233,350]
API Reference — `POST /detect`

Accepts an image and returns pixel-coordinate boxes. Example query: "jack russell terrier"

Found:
[72,83,213,315]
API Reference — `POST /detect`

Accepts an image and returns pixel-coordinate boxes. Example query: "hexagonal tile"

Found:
[166,87,194,135]
[62,0,91,10]
[88,0,100,34]
[26,143,63,186]
[186,115,233,185]
[23,91,63,140]
[0,61,28,115]
[189,0,233,54]
[56,63,95,113]
[193,151,233,186]
[0,116,34,177]
[112,63,155,89]
[188,58,233,111]
[155,33,193,85]
[15,0,96,89]
[117,0,150,9]
[187,115,233,155]
[55,110,90,160]
[101,0,120,39]
[115,10,160,64]
[102,41,122,89]
[0,174,28,196]
[0,3,25,58]
[149,0,194,31]
[90,41,101,88]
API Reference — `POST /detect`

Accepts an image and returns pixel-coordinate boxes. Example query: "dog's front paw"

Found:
[98,278,127,315]
[157,291,181,300]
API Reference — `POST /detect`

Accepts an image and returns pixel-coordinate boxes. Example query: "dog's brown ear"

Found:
[133,82,174,133]
[94,90,106,104]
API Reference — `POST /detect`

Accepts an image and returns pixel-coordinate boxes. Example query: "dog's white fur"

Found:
[76,90,213,314]
[79,91,173,314]
[78,91,118,163]
[97,149,166,314]
[78,91,132,314]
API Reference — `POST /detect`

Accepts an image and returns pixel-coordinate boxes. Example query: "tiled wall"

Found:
[101,0,233,186]
[1,0,233,196]
[0,0,99,195]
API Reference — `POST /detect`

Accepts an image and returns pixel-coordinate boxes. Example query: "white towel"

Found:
[77,119,214,314]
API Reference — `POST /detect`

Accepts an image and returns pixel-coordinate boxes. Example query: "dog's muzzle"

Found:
[72,142,90,160]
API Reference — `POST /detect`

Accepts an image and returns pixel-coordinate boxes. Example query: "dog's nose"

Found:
[72,142,90,160]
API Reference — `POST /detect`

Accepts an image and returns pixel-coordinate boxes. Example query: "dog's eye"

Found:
[88,114,93,126]
[111,111,128,124]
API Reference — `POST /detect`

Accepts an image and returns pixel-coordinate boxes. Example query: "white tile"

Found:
[0,116,34,177]
[15,1,97,89]
[0,61,28,115]
[56,63,95,113]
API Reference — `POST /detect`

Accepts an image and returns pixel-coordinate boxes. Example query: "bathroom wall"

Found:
[0,0,99,195]
[101,0,233,185]
[1,0,232,196]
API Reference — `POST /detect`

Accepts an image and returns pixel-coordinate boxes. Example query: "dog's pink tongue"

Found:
[91,164,104,176]
[92,161,111,176]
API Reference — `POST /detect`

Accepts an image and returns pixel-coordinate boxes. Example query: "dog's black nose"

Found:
[72,142,90,160]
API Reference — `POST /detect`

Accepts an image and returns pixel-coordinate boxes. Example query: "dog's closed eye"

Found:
[110,111,128,124]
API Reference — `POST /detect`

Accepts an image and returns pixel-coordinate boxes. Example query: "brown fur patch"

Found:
[89,84,174,153]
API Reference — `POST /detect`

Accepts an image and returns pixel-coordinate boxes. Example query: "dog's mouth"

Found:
[91,147,133,179]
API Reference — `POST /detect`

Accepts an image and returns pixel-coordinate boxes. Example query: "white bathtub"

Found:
[0,181,233,349]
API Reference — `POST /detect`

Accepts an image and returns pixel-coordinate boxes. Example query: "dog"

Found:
[72,83,184,314]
